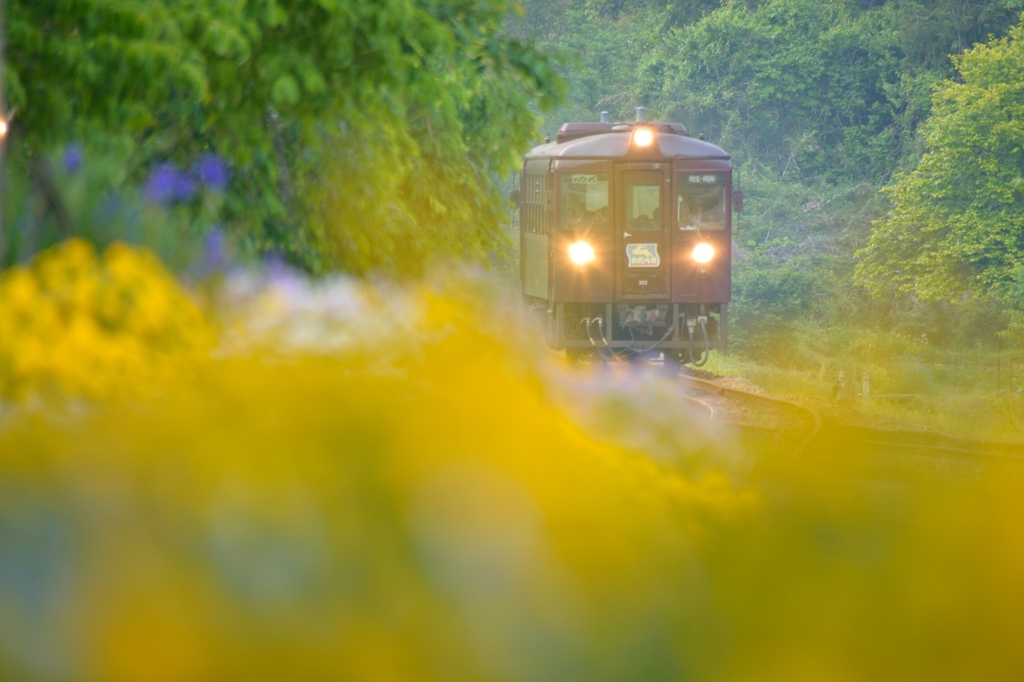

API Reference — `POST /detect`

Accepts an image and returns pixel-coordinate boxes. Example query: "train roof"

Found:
[525,123,730,161]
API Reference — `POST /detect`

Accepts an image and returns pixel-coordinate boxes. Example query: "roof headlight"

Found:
[692,242,715,264]
[568,241,596,267]
[632,127,655,148]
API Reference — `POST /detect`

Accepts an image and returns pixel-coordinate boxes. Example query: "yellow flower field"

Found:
[1,241,1023,681]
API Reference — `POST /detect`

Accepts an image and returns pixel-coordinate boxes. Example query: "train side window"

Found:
[523,173,547,235]
[560,173,609,232]
[626,182,661,231]
[678,174,726,230]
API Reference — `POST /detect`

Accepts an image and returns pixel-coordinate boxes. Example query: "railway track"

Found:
[678,374,822,456]
[677,371,1024,459]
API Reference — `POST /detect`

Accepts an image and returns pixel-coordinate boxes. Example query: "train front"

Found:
[519,110,738,365]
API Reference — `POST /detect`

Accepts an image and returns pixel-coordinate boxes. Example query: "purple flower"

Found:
[63,144,83,174]
[196,155,228,191]
[145,164,179,205]
[204,227,226,270]
[265,252,301,286]
[145,163,197,205]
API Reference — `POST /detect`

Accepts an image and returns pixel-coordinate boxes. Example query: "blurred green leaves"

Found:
[5,0,564,274]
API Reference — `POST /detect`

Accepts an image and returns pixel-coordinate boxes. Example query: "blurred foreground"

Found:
[2,242,1024,681]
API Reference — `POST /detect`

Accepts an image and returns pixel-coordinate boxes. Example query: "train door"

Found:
[615,168,670,299]
[521,159,550,300]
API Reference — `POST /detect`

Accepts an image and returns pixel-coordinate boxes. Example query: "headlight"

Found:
[568,241,596,266]
[632,127,655,147]
[692,242,715,264]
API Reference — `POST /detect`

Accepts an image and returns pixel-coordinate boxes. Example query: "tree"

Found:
[856,15,1024,301]
[517,0,1021,182]
[5,0,564,274]
[654,0,913,182]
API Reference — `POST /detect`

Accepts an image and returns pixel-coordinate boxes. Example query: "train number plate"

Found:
[626,243,660,268]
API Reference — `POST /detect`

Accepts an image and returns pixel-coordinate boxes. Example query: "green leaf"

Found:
[271,75,300,107]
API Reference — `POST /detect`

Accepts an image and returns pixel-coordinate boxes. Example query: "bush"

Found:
[730,254,817,361]
[0,239,214,401]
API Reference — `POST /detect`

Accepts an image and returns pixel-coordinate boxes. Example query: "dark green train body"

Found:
[514,110,740,365]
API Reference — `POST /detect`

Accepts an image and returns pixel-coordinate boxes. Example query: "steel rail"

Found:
[829,424,1024,459]
[681,395,716,420]
[678,373,1024,458]
[677,374,823,456]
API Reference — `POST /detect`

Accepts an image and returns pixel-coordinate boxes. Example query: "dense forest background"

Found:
[510,0,1024,362]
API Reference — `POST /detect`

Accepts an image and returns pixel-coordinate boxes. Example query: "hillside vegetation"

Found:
[512,0,1024,372]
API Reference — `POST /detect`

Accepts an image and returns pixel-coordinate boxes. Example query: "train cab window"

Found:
[560,173,609,231]
[678,174,726,230]
[627,182,662,231]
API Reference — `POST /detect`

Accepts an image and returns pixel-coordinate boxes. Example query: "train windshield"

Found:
[627,182,662,231]
[560,173,609,231]
[678,173,726,230]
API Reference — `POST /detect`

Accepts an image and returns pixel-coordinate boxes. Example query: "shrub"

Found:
[0,239,214,401]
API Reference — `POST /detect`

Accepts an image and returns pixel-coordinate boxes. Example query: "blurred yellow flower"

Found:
[1,242,1023,681]
[0,239,215,401]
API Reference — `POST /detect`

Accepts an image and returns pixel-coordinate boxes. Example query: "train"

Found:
[512,108,740,366]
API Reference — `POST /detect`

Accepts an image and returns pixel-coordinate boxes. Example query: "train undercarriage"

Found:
[532,300,728,365]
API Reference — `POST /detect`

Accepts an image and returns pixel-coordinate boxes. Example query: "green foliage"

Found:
[6,0,564,274]
[897,0,1024,70]
[510,0,705,139]
[730,251,818,359]
[515,0,1020,181]
[856,16,1024,301]
[2,141,218,269]
[658,0,919,181]
[7,1,206,147]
